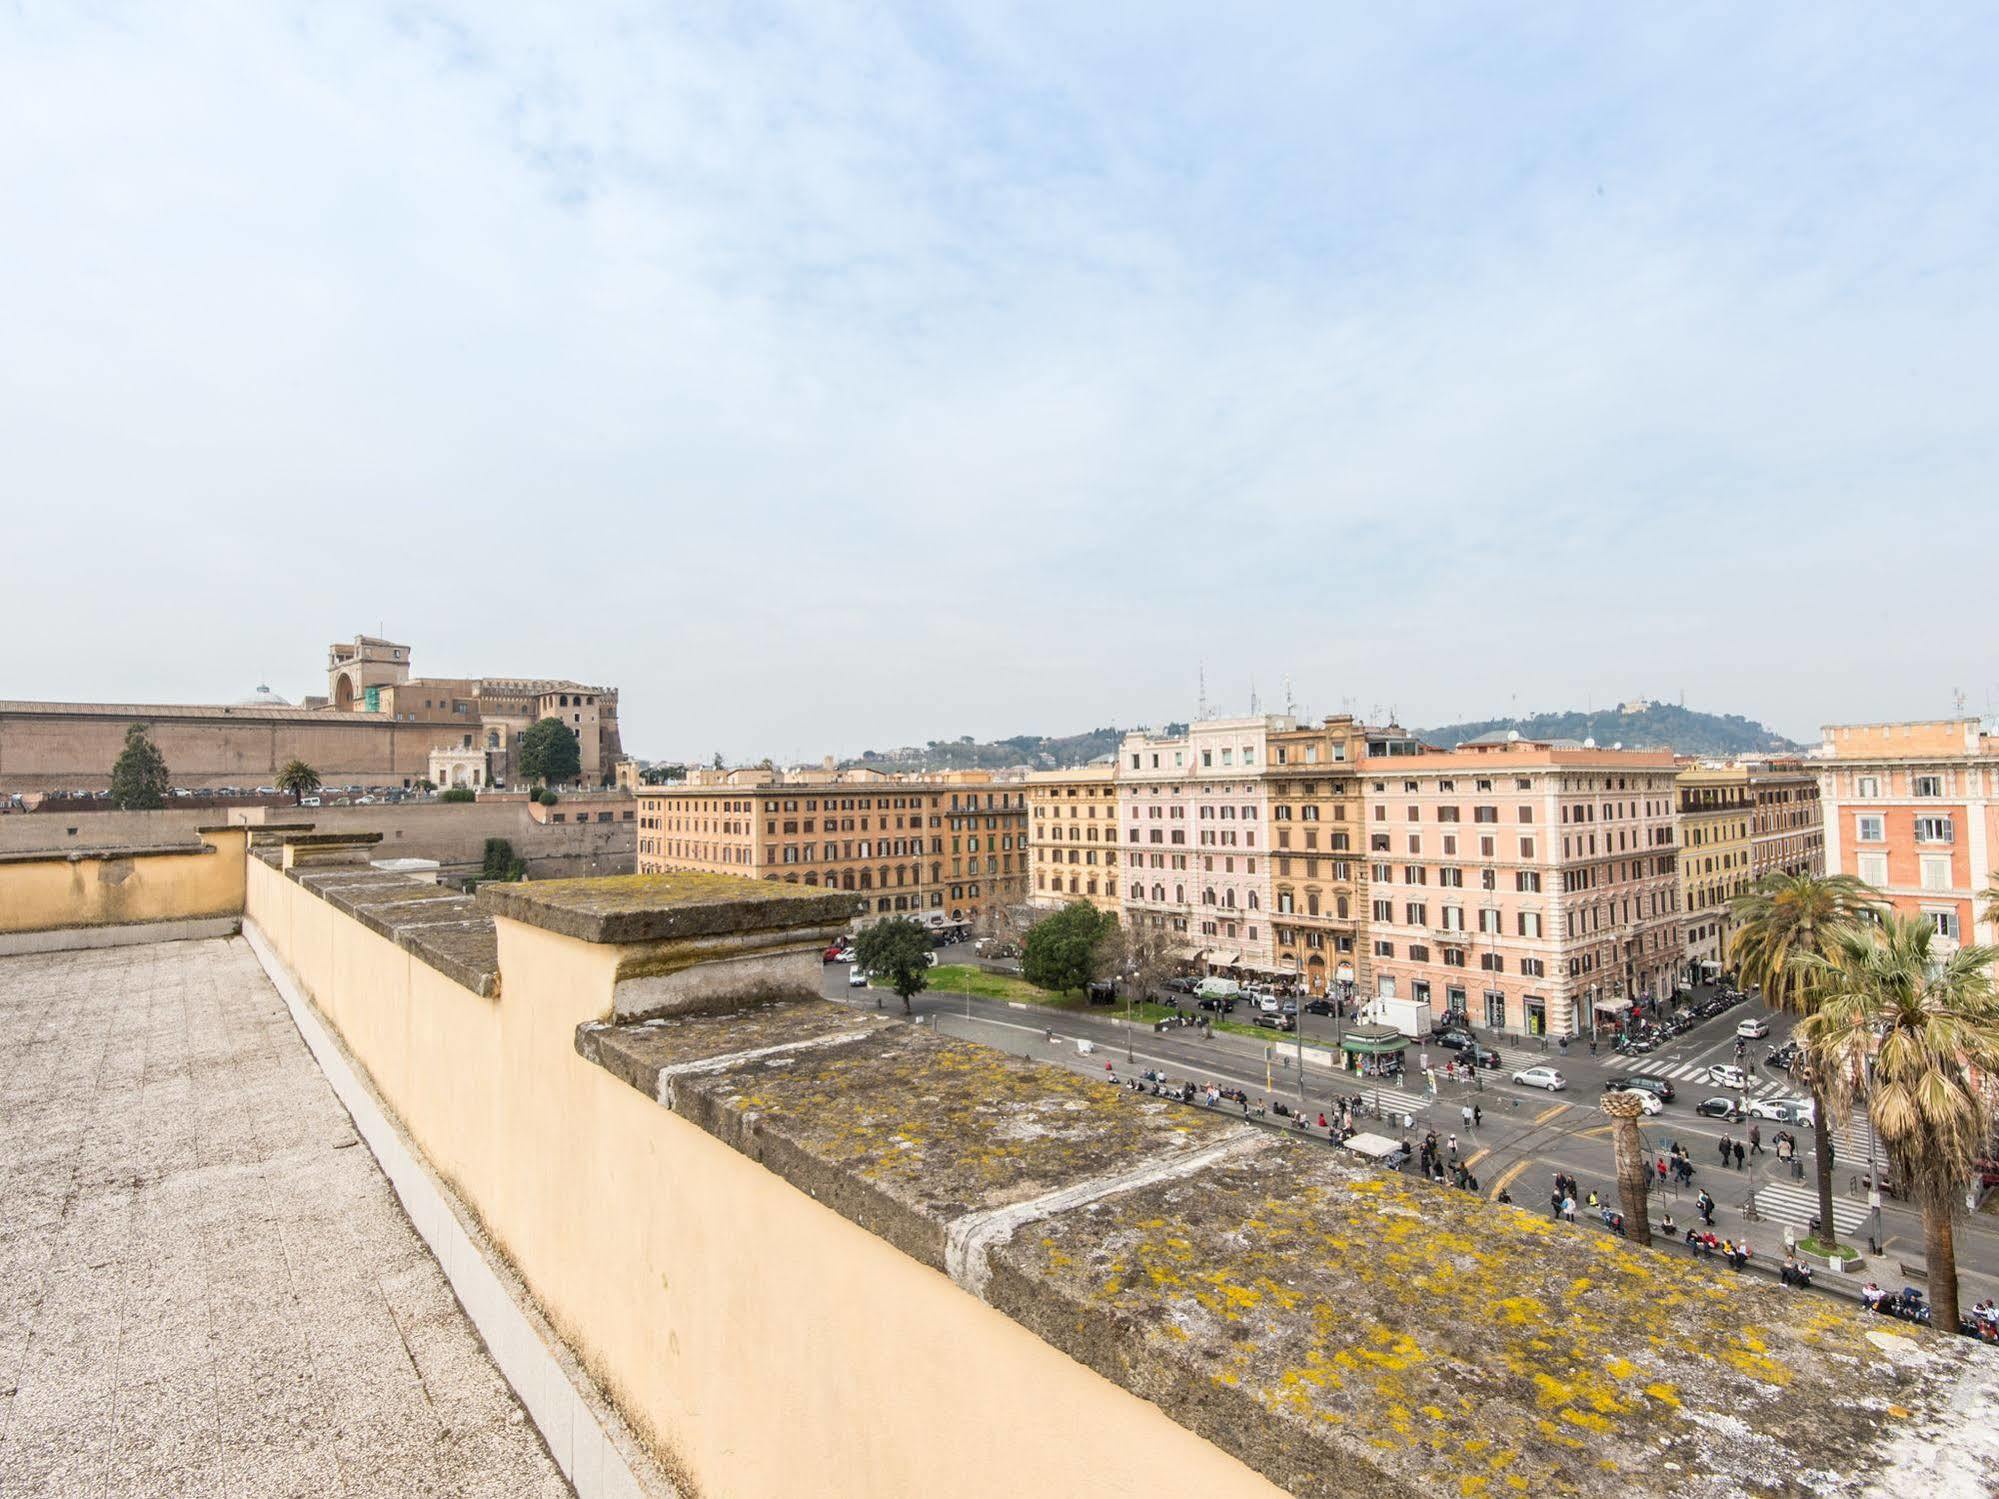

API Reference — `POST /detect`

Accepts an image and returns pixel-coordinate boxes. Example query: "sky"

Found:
[2,4,1994,759]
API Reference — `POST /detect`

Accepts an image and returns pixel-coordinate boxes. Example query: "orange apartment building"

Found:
[1265,716,1370,998]
[1819,718,1999,960]
[1362,736,1682,1038]
[1026,764,1121,913]
[634,771,1028,928]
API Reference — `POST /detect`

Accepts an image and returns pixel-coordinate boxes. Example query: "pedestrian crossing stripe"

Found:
[1749,1181,1871,1234]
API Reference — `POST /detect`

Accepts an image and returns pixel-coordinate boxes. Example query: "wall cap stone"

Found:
[478,872,860,944]
[0,842,215,866]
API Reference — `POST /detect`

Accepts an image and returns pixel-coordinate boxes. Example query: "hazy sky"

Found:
[4,5,1994,758]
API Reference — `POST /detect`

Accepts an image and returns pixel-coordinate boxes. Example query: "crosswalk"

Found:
[1746,1181,1872,1235]
[1641,1058,1794,1099]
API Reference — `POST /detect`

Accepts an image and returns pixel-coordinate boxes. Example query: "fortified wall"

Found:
[2,832,1995,1497]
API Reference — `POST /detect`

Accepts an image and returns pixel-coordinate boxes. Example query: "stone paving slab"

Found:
[0,938,568,1497]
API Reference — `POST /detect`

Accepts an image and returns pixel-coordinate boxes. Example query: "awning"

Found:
[1341,1025,1408,1055]
[1593,997,1629,1014]
[1218,952,1242,967]
[1340,1132,1403,1161]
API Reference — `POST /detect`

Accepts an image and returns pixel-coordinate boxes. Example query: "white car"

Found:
[1613,1087,1663,1116]
[848,969,869,988]
[1736,1016,1772,1040]
[1747,1096,1815,1125]
[1707,1064,1749,1090]
[1512,1065,1567,1091]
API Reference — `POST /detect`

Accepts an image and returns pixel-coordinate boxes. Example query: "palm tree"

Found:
[1728,872,1882,1252]
[1801,915,1999,1334]
[276,758,322,806]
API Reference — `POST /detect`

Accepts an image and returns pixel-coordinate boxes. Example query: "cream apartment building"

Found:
[1026,763,1121,913]
[1362,737,1682,1038]
[1117,715,1291,975]
[1819,718,1999,959]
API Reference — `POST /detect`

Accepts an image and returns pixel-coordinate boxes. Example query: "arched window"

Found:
[1223,889,1236,909]
[1247,890,1259,910]
[842,872,856,891]
[805,872,819,886]
[1152,883,1164,902]
[1174,884,1185,904]
[877,897,891,912]
[1336,895,1350,918]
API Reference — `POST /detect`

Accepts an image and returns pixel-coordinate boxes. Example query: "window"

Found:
[1914,816,1954,844]
[1517,911,1543,938]
[1855,775,1880,798]
[1913,775,1944,798]
[1855,815,1884,843]
[1857,852,1889,886]
[1919,854,1952,892]
[1926,908,1960,941]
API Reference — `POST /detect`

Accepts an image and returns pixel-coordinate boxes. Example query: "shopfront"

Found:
[1339,1025,1408,1078]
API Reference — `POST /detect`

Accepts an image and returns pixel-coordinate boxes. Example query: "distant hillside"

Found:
[843,724,1185,773]
[1414,703,1804,758]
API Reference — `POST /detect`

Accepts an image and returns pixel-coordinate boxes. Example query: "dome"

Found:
[237,683,290,707]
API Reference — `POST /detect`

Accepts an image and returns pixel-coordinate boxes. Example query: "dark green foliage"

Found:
[1022,902,1117,995]
[536,788,560,806]
[481,838,526,882]
[519,717,582,786]
[109,724,170,809]
[439,787,477,804]
[1414,703,1803,757]
[851,917,932,1015]
[276,758,321,804]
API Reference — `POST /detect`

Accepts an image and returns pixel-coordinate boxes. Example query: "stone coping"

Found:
[578,1001,1998,1499]
[0,841,216,866]
[281,830,385,848]
[287,866,501,998]
[478,872,859,944]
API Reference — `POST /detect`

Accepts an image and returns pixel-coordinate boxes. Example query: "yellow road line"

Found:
[1463,1147,1492,1170]
[1487,1157,1534,1200]
[1533,1102,1570,1125]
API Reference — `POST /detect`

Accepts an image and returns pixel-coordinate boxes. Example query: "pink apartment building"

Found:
[1819,719,1999,960]
[1362,736,1682,1038]
[1119,716,1290,977]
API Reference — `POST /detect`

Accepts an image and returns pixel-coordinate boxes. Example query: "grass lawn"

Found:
[924,967,1281,1043]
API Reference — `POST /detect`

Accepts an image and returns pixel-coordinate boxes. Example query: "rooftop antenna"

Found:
[1953,687,1967,716]
[1283,674,1295,717]
[1198,661,1208,722]
[1250,675,1259,715]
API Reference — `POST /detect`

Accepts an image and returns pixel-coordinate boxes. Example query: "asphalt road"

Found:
[823,959,1999,1303]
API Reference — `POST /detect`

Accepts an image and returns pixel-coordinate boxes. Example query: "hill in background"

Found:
[1414,701,1805,758]
[843,724,1183,773]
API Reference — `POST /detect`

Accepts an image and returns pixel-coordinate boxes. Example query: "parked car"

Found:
[1303,998,1336,1016]
[822,945,846,963]
[1251,1010,1295,1032]
[1512,1065,1567,1091]
[1736,1016,1772,1040]
[1695,1096,1744,1122]
[848,969,869,988]
[1602,1074,1676,1104]
[1748,1096,1815,1125]
[1707,1064,1749,1091]
[1197,995,1237,1014]
[1433,1030,1477,1052]
[1164,976,1200,995]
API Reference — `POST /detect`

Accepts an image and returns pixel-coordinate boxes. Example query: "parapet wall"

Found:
[240,841,1999,1498]
[0,827,246,948]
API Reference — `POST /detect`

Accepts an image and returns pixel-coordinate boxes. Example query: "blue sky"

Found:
[2,4,1993,757]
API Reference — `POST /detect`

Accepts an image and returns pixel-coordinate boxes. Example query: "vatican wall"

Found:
[0,704,461,792]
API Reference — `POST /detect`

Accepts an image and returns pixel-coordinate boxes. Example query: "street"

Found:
[825,958,1999,1308]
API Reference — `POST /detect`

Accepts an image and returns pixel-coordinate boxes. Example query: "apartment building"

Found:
[1676,766,1754,982]
[1819,718,1999,957]
[1748,760,1824,882]
[634,771,1028,927]
[1026,764,1121,913]
[1117,716,1291,975]
[1265,716,1370,997]
[1362,737,1682,1038]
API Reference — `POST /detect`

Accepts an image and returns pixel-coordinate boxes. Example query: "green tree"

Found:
[1728,871,1881,1252]
[276,758,321,805]
[481,837,526,882]
[1801,914,1999,1332]
[439,787,477,804]
[1022,901,1116,995]
[518,717,582,786]
[852,917,932,1015]
[109,724,170,809]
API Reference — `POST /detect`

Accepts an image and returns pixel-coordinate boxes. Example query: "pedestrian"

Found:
[1562,1195,1577,1222]
[1473,1104,1482,1129]
[1719,1136,1732,1167]
[1447,1133,1458,1158]
[1586,1188,1600,1209]
[1550,1191,1563,1221]
[1733,1140,1745,1170]
[1749,1124,1762,1156]
[1462,1104,1474,1131]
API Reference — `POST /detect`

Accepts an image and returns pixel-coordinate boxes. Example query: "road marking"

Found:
[1487,1158,1534,1200]
[1463,1147,1491,1170]
[1533,1102,1569,1125]
[1576,1123,1616,1139]
[1752,1181,1871,1234]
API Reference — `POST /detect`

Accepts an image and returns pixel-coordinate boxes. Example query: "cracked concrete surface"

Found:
[0,937,569,1497]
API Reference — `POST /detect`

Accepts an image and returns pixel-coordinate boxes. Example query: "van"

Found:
[1194,978,1242,1001]
[300,796,321,808]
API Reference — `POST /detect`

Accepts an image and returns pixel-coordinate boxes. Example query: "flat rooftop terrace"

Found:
[0,937,569,1497]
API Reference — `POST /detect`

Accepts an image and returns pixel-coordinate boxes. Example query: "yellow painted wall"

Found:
[0,828,247,934]
[244,855,1283,1499]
